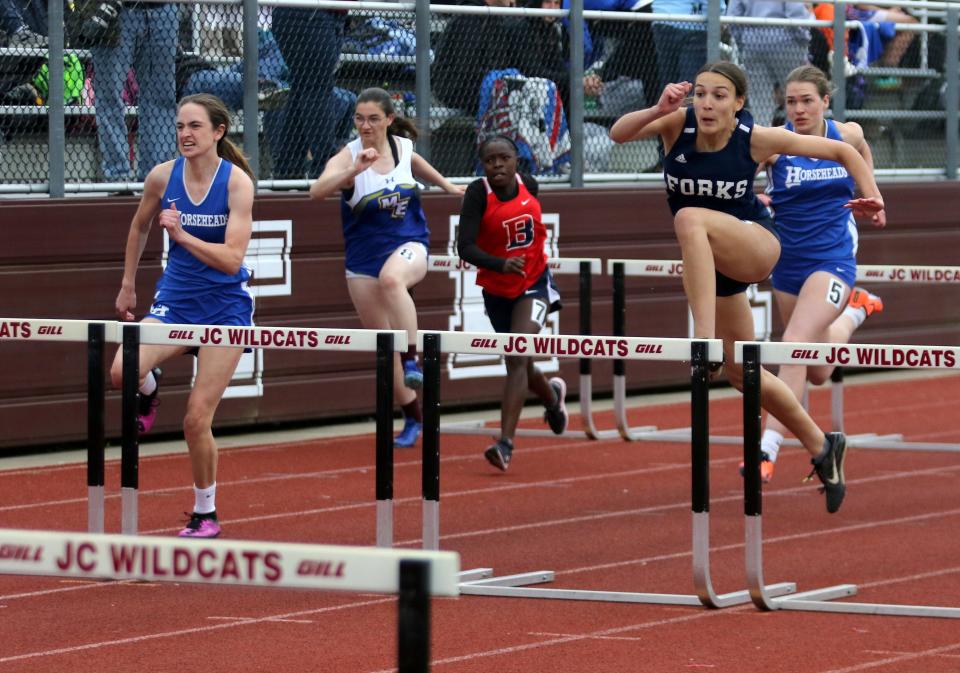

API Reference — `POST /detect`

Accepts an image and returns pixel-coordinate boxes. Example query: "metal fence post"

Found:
[569,0,584,188]
[415,0,432,162]
[706,0,721,64]
[946,6,958,180]
[47,0,65,197]
[831,2,847,120]
[242,0,260,180]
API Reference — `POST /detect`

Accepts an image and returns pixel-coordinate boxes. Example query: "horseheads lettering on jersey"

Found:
[784,165,850,189]
[161,220,294,399]
[446,213,561,380]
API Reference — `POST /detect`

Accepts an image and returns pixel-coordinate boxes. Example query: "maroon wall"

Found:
[1,182,958,450]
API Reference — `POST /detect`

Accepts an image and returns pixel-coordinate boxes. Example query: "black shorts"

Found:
[482,268,562,333]
[717,213,779,297]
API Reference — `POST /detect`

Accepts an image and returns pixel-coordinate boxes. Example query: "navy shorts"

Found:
[771,256,856,296]
[482,269,562,333]
[717,213,779,297]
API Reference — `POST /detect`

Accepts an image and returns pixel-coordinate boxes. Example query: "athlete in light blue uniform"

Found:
[611,62,885,513]
[310,87,464,449]
[756,65,886,482]
[110,93,256,539]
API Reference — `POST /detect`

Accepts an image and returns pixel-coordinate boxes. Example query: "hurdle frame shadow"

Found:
[738,340,960,618]
[426,256,620,441]
[418,329,798,607]
[606,259,960,452]
[0,528,460,672]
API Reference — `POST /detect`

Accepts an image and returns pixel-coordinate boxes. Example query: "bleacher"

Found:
[0,0,956,193]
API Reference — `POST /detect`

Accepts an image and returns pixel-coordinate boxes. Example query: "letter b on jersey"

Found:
[503,215,535,251]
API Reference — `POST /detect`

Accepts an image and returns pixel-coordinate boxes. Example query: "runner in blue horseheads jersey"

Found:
[755,64,886,483]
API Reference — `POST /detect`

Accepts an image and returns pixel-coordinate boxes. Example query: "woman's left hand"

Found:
[449,184,467,196]
[844,196,884,219]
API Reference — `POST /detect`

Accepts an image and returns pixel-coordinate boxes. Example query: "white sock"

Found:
[139,370,157,396]
[841,305,867,330]
[760,430,784,462]
[193,483,217,514]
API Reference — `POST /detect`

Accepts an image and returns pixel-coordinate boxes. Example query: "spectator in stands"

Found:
[176,29,292,112]
[433,0,521,114]
[309,88,465,448]
[848,4,917,89]
[513,0,617,171]
[726,0,811,126]
[111,93,255,538]
[270,4,345,179]
[651,0,725,95]
[87,1,178,183]
[457,135,568,472]
[0,0,46,47]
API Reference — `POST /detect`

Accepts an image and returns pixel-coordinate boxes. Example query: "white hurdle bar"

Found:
[0,528,460,671]
[0,318,120,534]
[606,260,960,452]
[420,329,798,606]
[133,323,405,544]
[737,341,960,618]
[427,256,619,440]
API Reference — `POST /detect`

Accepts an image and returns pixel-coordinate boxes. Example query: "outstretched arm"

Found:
[752,125,884,218]
[115,164,169,320]
[609,81,689,147]
[838,121,886,227]
[411,153,466,195]
[309,146,368,201]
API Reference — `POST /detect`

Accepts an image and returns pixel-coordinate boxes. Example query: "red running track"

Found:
[1,373,960,673]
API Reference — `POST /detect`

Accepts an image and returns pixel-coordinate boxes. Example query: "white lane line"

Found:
[0,597,393,664]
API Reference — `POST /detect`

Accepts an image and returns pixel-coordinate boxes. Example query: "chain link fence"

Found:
[0,0,957,193]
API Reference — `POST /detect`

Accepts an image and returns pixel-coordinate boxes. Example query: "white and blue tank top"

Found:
[768,119,857,259]
[340,135,429,272]
[662,107,770,223]
[157,156,252,292]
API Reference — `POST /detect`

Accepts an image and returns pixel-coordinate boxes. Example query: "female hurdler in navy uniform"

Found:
[310,87,464,449]
[111,93,255,538]
[457,136,568,472]
[610,62,885,513]
[753,65,886,482]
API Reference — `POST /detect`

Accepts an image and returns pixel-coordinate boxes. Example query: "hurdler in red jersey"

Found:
[474,173,548,299]
[457,135,567,473]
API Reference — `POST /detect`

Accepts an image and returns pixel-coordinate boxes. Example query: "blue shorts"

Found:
[345,241,428,278]
[149,283,255,327]
[482,269,562,333]
[771,256,856,296]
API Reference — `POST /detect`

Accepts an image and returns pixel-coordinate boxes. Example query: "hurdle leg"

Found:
[421,333,441,552]
[375,333,394,548]
[87,323,106,534]
[741,343,858,611]
[121,325,140,536]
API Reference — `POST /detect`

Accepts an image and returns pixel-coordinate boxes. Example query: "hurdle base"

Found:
[376,499,393,548]
[458,567,494,583]
[121,487,137,536]
[774,597,960,618]
[87,485,104,534]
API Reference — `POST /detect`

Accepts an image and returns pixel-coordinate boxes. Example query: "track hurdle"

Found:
[427,256,618,440]
[418,329,798,606]
[738,340,960,618]
[605,259,960,451]
[115,322,405,546]
[827,264,960,452]
[0,318,117,534]
[0,528,460,671]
